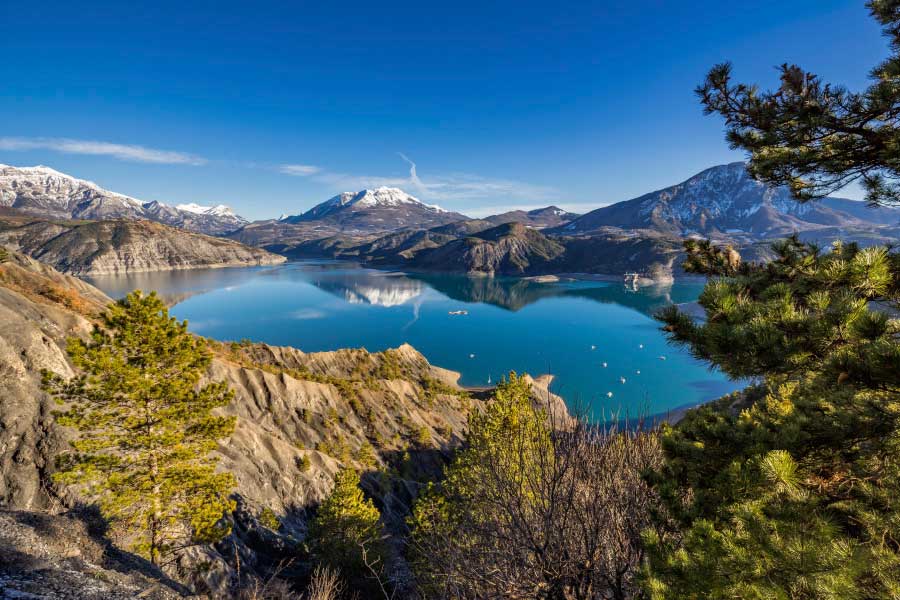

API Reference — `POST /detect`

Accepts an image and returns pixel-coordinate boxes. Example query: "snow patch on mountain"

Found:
[176,203,235,217]
[311,187,446,217]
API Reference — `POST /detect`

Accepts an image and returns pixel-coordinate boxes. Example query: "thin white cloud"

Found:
[278,164,322,176]
[285,154,559,207]
[397,152,428,197]
[0,137,206,165]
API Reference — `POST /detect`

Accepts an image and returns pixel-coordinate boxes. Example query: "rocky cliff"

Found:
[0,216,286,275]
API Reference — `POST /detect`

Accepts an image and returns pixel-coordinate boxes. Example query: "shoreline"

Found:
[282,256,707,285]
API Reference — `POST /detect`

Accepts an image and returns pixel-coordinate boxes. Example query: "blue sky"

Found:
[0,0,887,219]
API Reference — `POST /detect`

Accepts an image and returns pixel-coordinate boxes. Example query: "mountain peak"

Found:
[176,202,236,217]
[278,188,466,233]
[352,187,446,212]
[296,187,448,221]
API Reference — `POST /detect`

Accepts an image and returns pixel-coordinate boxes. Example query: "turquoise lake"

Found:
[86,261,739,419]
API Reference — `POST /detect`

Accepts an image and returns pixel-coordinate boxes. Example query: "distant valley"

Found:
[0,162,897,278]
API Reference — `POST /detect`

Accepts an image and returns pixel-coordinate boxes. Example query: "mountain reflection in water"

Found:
[85,260,733,418]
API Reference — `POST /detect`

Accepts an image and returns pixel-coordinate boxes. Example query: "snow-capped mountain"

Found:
[176,202,236,217]
[556,162,899,238]
[0,165,248,235]
[281,187,467,233]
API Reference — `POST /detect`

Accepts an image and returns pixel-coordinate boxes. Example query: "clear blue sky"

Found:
[0,0,887,219]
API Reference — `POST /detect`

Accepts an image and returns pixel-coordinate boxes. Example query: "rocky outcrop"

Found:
[0,252,108,510]
[0,510,186,599]
[0,217,286,275]
[407,222,567,276]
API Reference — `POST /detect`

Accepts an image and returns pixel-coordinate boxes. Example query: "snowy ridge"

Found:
[0,164,145,209]
[559,161,898,238]
[0,164,247,234]
[176,202,236,217]
[308,187,446,218]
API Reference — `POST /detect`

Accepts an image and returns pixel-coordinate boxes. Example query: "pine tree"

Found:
[44,290,236,565]
[308,467,386,593]
[644,240,900,598]
[642,4,900,595]
[697,1,900,206]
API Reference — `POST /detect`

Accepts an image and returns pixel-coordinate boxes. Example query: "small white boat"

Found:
[469,353,476,359]
[606,391,613,398]
[635,370,641,375]
[639,344,644,349]
[658,355,667,361]
[590,344,597,350]
[620,376,626,384]
[602,362,608,368]
[448,310,468,315]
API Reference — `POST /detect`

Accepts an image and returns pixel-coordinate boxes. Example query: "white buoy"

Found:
[602,362,608,368]
[606,391,613,398]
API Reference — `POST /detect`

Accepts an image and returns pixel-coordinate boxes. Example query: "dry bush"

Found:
[304,565,345,600]
[234,576,297,600]
[411,397,667,600]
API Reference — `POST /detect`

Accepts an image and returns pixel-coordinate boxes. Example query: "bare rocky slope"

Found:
[0,249,566,596]
[0,215,286,275]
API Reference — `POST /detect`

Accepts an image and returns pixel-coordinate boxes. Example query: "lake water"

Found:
[86,261,738,419]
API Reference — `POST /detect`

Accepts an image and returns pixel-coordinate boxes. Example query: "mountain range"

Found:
[552,162,899,241]
[0,161,898,278]
[0,165,248,235]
